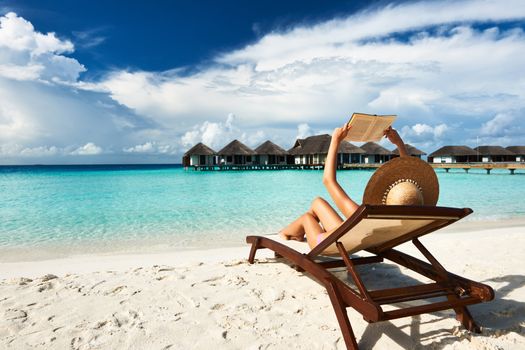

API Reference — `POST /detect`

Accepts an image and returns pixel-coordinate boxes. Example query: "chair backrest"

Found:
[308,205,472,257]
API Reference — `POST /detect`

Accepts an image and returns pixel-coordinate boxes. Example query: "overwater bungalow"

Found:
[183,142,216,167]
[288,134,331,165]
[360,142,392,164]
[391,144,426,159]
[254,140,288,165]
[288,134,363,165]
[427,146,477,163]
[506,146,525,162]
[217,139,256,165]
[339,141,365,164]
[473,146,515,162]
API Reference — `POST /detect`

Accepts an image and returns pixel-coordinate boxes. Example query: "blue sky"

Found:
[0,0,524,164]
[3,0,373,74]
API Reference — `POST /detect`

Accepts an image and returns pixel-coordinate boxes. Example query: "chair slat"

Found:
[383,296,483,320]
[367,214,460,220]
[369,282,453,301]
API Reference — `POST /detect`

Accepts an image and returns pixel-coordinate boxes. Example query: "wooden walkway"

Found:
[187,162,525,174]
[187,164,325,171]
[432,162,525,174]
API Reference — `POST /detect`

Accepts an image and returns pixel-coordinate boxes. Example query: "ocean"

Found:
[0,164,524,253]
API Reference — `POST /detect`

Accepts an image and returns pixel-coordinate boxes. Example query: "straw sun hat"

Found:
[363,157,439,206]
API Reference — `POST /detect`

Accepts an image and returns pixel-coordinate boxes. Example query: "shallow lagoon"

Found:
[1,165,524,251]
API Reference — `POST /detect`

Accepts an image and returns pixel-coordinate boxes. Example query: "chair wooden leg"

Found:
[336,242,373,302]
[454,306,481,333]
[248,238,260,263]
[325,278,359,350]
[412,238,481,333]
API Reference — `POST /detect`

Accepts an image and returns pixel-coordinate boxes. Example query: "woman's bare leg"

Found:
[279,212,325,247]
[280,197,343,241]
[301,213,327,249]
[310,197,344,232]
[279,214,308,241]
[279,211,335,249]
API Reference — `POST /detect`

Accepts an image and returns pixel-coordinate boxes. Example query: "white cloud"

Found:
[180,129,200,148]
[70,142,103,155]
[248,130,267,146]
[85,0,525,136]
[181,114,244,150]
[123,141,177,154]
[0,63,42,80]
[411,124,434,135]
[0,102,38,141]
[20,145,60,157]
[0,144,90,159]
[218,0,525,71]
[0,144,60,157]
[297,123,312,139]
[368,88,441,114]
[480,112,515,136]
[471,111,524,146]
[0,12,85,82]
[72,29,106,49]
[0,12,73,53]
[400,123,450,143]
[180,114,269,150]
[124,142,155,153]
[433,124,448,138]
[2,2,525,163]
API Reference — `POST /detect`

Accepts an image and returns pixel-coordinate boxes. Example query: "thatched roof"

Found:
[288,134,331,155]
[217,139,255,155]
[254,140,288,155]
[474,146,515,156]
[392,144,426,156]
[506,146,525,155]
[339,141,365,154]
[360,142,392,155]
[428,146,477,157]
[288,139,304,155]
[184,142,216,156]
[288,139,305,154]
[288,134,364,155]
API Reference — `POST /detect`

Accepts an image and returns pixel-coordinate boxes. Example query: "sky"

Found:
[0,0,524,164]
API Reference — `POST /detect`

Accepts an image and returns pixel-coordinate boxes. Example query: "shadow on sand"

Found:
[255,254,525,348]
[347,264,525,349]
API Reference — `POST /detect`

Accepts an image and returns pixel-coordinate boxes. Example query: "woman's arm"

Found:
[384,127,408,157]
[322,123,360,218]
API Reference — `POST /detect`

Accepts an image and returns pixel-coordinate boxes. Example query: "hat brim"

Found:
[363,157,439,206]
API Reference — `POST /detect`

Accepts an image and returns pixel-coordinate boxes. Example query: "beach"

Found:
[2,1,525,348]
[1,221,524,349]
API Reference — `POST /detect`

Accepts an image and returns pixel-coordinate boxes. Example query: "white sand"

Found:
[1,225,524,349]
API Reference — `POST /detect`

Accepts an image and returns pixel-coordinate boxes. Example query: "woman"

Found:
[279,123,409,248]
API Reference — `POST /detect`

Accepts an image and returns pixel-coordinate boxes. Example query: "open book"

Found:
[344,113,396,142]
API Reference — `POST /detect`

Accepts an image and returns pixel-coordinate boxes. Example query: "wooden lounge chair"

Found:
[246,204,494,349]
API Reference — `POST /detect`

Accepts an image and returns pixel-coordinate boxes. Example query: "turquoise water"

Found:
[0,165,524,251]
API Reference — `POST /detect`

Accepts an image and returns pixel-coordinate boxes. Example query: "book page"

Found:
[345,113,396,142]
